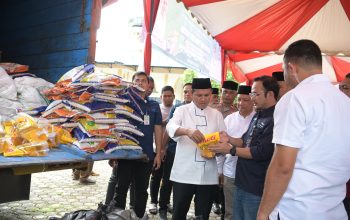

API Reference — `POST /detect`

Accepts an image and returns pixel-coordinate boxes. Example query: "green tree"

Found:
[182,69,198,84]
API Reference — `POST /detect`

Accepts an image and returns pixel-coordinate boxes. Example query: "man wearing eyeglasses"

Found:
[209,76,279,220]
[340,73,350,98]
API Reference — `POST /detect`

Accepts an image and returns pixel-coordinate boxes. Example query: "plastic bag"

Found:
[0,67,17,100]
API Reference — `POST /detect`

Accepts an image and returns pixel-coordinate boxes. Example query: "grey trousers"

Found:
[223,176,235,220]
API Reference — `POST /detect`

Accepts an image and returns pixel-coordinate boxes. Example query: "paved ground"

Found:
[0,161,222,220]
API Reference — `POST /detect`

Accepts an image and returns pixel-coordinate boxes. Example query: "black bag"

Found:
[49,203,139,220]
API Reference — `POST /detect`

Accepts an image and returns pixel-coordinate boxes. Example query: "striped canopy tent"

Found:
[181,0,350,83]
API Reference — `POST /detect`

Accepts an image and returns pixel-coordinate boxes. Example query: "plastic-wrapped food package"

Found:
[0,113,75,157]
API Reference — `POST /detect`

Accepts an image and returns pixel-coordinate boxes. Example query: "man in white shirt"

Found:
[257,39,350,220]
[149,86,175,215]
[166,78,226,220]
[217,85,255,219]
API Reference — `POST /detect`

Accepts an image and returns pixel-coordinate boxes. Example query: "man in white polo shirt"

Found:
[257,39,350,220]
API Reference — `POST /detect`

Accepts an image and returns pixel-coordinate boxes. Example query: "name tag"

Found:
[144,114,150,125]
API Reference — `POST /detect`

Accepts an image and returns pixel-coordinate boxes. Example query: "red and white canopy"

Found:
[181,0,350,83]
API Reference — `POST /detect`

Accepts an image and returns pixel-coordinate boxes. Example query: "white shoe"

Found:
[148,203,158,215]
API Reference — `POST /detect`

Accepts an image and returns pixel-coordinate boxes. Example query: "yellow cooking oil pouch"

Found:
[197,132,220,159]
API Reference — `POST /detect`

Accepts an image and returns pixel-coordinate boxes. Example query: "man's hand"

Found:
[218,174,224,187]
[208,142,232,154]
[219,131,229,143]
[108,159,118,168]
[187,129,205,144]
[256,213,269,220]
[153,153,162,170]
[160,149,167,162]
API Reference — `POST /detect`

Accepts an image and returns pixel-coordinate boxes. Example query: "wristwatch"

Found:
[229,143,237,156]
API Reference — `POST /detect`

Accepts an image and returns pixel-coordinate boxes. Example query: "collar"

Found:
[190,102,208,112]
[298,74,330,87]
[257,105,275,117]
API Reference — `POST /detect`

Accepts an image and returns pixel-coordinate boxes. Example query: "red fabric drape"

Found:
[340,0,350,22]
[143,0,160,75]
[331,56,350,82]
[215,0,328,52]
[221,49,227,83]
[228,58,248,84]
[245,63,283,82]
[182,0,224,7]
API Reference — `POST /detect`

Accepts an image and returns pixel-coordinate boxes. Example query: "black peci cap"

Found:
[237,85,251,95]
[222,80,238,90]
[192,78,212,89]
[272,71,284,81]
[212,88,219,94]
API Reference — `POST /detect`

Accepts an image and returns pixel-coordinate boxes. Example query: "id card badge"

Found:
[144,114,150,125]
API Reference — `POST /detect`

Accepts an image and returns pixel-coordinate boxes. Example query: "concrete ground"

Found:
[0,161,222,220]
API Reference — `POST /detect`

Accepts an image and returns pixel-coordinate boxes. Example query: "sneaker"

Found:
[159,210,168,220]
[79,178,96,185]
[148,203,158,215]
[141,213,149,220]
[167,203,173,214]
[72,171,80,180]
[212,203,221,215]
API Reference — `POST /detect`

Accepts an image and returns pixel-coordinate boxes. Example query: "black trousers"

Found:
[105,165,135,207]
[344,197,350,220]
[159,150,175,211]
[172,182,216,220]
[150,156,164,204]
[112,159,153,218]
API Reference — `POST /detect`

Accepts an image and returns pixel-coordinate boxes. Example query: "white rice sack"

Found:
[14,76,54,89]
[0,98,23,116]
[0,67,17,100]
[17,86,49,109]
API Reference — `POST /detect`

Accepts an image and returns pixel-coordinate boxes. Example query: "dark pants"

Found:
[150,158,164,204]
[213,185,225,216]
[344,197,350,220]
[172,182,216,220]
[112,159,153,218]
[159,150,175,211]
[105,165,135,207]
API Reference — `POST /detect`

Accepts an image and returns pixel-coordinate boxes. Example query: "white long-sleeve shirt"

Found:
[166,102,226,185]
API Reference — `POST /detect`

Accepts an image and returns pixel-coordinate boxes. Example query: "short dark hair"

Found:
[183,83,192,88]
[346,73,350,79]
[254,75,279,100]
[284,39,322,69]
[148,76,154,83]
[132,71,149,83]
[161,85,174,94]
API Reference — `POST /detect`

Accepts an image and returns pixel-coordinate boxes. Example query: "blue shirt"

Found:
[136,98,162,160]
[235,105,275,196]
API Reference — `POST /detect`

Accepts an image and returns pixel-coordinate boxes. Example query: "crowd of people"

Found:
[101,39,350,220]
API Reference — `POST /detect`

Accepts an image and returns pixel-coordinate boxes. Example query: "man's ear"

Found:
[287,62,297,74]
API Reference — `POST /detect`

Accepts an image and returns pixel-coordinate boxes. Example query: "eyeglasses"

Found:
[340,85,349,90]
[249,91,266,98]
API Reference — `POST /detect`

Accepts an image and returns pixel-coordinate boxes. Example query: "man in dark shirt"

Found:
[209,76,279,220]
[109,71,162,219]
